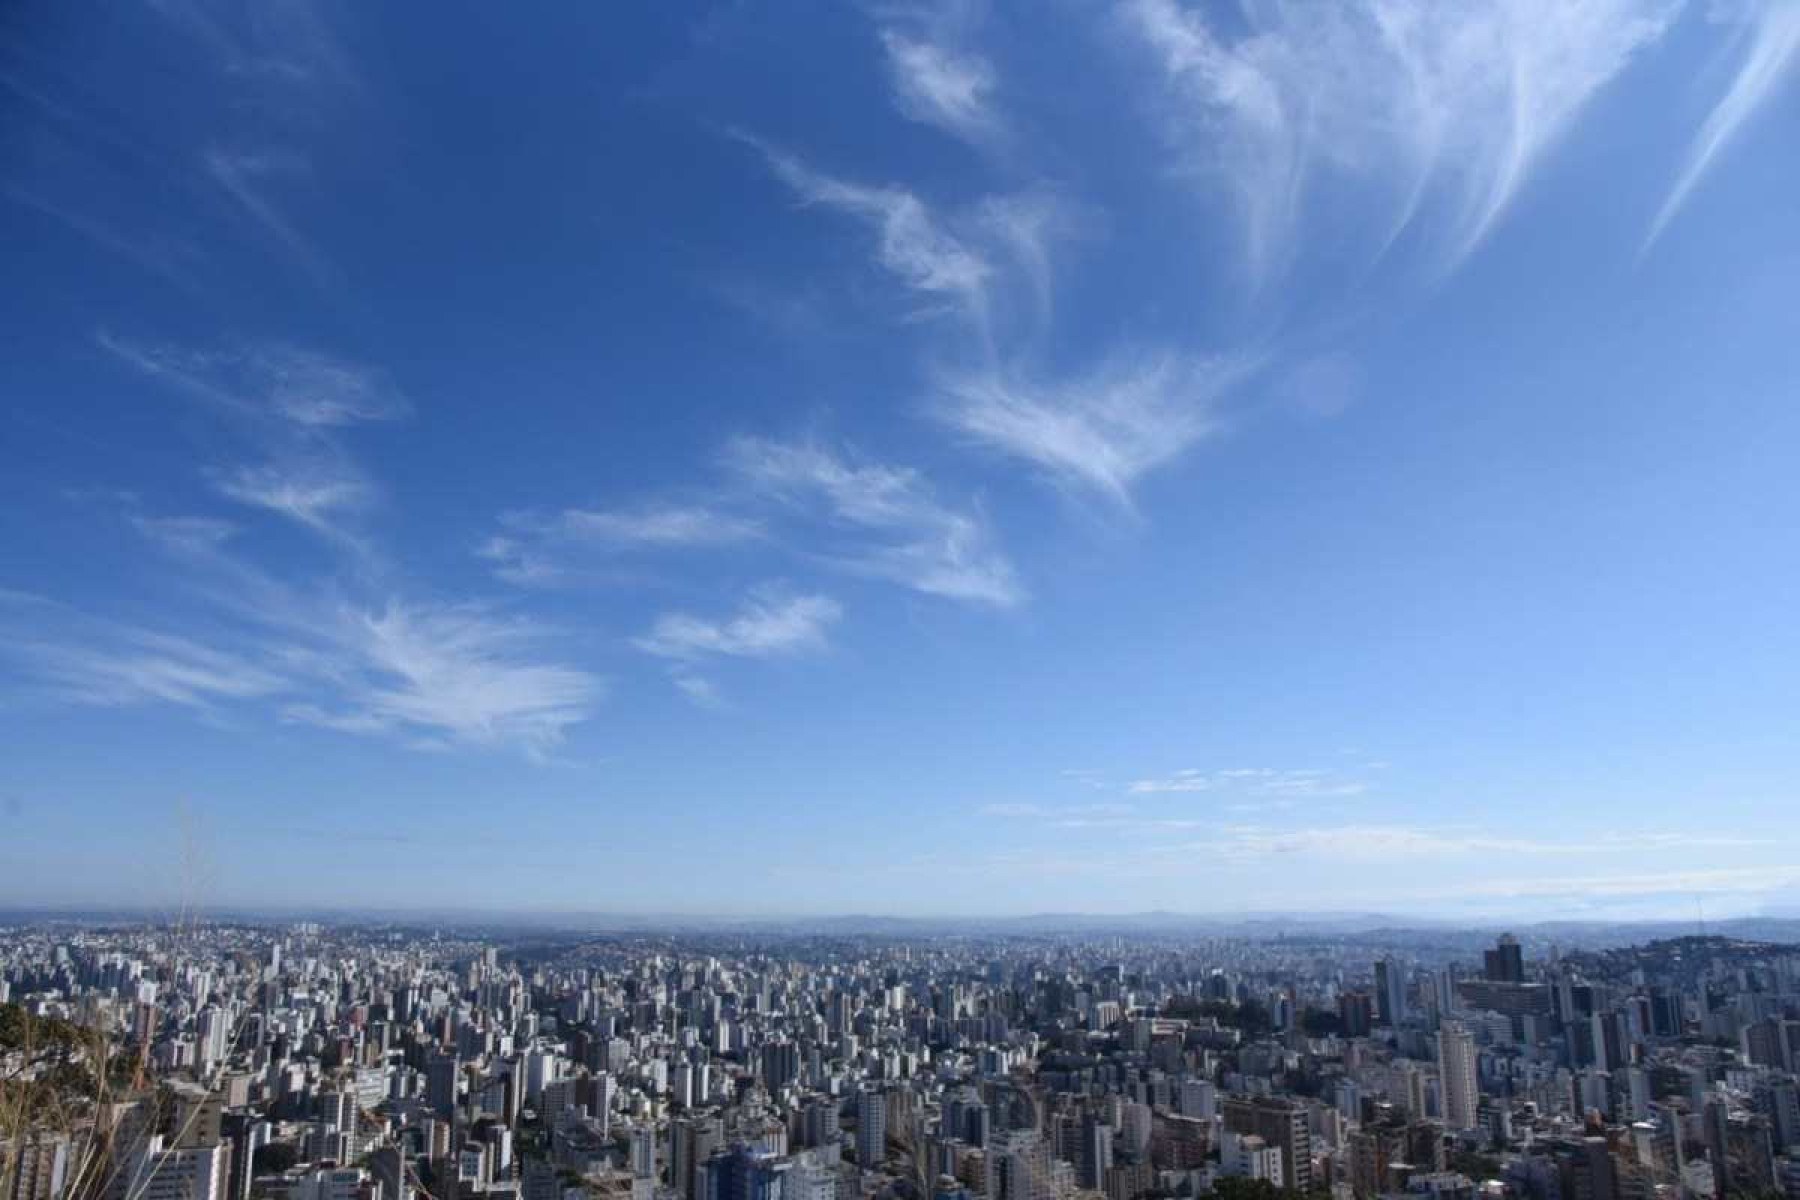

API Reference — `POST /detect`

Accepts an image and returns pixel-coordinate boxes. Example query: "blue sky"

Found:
[3,1,1798,919]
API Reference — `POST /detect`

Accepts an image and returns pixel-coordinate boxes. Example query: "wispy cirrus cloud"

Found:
[283,602,598,753]
[149,0,361,91]
[242,346,410,427]
[124,513,238,553]
[480,504,762,586]
[725,435,1022,608]
[749,137,1074,343]
[979,801,1138,819]
[745,138,1246,512]
[1647,0,1800,246]
[1,581,597,756]
[1128,766,1371,798]
[541,505,758,547]
[4,186,205,294]
[203,147,330,282]
[155,0,364,283]
[75,331,600,756]
[209,461,374,541]
[634,585,842,661]
[881,28,1003,147]
[1124,0,1681,280]
[486,437,1018,608]
[670,670,727,710]
[938,351,1256,506]
[100,333,403,546]
[750,138,994,320]
[943,822,1766,884]
[97,334,408,429]
[0,589,287,710]
[56,524,601,756]
[1205,824,1761,861]
[893,837,1789,916]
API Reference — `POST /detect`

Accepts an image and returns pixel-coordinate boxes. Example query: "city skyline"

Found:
[7,917,1800,1200]
[5,3,1800,916]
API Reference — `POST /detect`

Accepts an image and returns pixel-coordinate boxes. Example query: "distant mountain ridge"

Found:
[7,904,1800,949]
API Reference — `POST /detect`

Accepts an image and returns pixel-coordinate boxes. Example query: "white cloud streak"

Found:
[671,671,726,709]
[881,30,1002,146]
[2,570,602,757]
[1178,824,1759,861]
[69,325,602,755]
[0,591,287,710]
[979,801,1137,819]
[1646,0,1800,246]
[101,334,404,545]
[210,461,373,539]
[634,585,842,661]
[938,351,1255,505]
[726,436,1022,607]
[485,439,1018,608]
[1129,766,1370,798]
[97,334,406,428]
[746,140,1254,512]
[750,138,993,319]
[1125,0,1681,279]
[284,603,598,753]
[481,504,762,585]
[203,147,329,281]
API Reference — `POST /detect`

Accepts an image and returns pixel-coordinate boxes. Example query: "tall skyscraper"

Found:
[1339,991,1374,1037]
[1483,934,1525,984]
[1438,1022,1479,1130]
[1077,1115,1112,1190]
[631,1127,657,1181]
[856,1088,887,1170]
[426,1052,459,1118]
[761,1041,799,1093]
[983,1130,1051,1200]
[1374,958,1407,1026]
[673,1115,725,1200]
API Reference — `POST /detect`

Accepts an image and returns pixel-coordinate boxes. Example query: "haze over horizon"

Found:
[4,2,1799,919]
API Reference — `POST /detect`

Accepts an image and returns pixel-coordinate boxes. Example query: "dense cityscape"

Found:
[7,921,1800,1200]
[7,4,1799,1200]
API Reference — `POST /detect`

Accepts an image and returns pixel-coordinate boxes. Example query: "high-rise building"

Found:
[1591,1011,1628,1072]
[1339,991,1374,1037]
[674,1115,725,1200]
[761,1041,799,1093]
[426,1052,459,1118]
[1484,935,1525,984]
[1347,1123,1408,1199]
[1077,1115,1112,1190]
[220,1114,268,1200]
[1375,959,1407,1026]
[631,1127,657,1181]
[702,1146,789,1200]
[1742,1017,1792,1070]
[1178,1080,1216,1121]
[108,1138,227,1200]
[369,1148,408,1200]
[4,1135,70,1200]
[984,1130,1052,1200]
[856,1088,887,1170]
[1437,1022,1479,1131]
[1222,1097,1311,1193]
